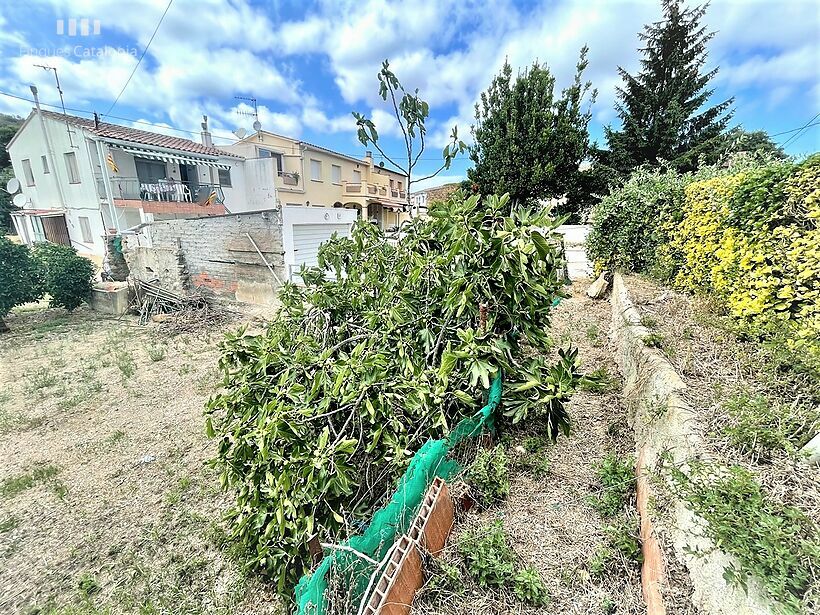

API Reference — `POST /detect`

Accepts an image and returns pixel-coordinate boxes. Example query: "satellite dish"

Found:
[6,177,20,194]
[13,193,28,207]
[379,162,385,168]
[233,128,247,139]
[252,120,262,132]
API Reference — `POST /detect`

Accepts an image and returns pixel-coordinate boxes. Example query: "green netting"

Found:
[294,374,503,615]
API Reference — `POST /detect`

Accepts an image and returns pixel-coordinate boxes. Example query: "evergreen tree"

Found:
[605,0,733,174]
[469,47,595,206]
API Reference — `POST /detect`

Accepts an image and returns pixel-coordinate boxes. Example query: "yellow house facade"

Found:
[226,131,408,230]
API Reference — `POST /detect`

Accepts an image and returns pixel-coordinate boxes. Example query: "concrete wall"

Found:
[123,209,286,305]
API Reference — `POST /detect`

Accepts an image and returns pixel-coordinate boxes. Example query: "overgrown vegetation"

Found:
[207,193,582,593]
[589,155,820,376]
[665,460,820,612]
[457,520,549,607]
[0,237,43,331]
[465,445,510,504]
[589,453,634,518]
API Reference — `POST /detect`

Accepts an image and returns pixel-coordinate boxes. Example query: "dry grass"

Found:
[412,281,645,614]
[623,274,820,527]
[0,304,281,615]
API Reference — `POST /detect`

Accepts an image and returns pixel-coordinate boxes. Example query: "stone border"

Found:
[610,273,773,614]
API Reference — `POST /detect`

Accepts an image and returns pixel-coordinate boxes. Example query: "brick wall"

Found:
[130,209,285,305]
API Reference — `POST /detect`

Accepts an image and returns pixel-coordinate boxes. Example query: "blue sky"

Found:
[0,0,818,190]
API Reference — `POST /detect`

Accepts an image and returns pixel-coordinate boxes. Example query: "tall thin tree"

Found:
[605,0,733,174]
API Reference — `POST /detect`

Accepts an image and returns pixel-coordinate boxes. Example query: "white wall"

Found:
[8,113,107,258]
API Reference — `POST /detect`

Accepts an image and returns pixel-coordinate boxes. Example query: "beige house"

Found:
[226,131,407,230]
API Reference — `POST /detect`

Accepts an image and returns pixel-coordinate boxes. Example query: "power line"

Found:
[780,112,820,148]
[770,121,820,137]
[102,0,174,118]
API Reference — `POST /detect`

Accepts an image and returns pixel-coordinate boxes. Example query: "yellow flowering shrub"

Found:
[671,174,746,292]
[671,159,820,370]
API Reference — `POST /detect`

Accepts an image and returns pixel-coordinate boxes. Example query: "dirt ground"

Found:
[0,303,281,615]
[413,280,646,614]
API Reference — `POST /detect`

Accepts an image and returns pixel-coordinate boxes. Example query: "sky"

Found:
[0,0,818,190]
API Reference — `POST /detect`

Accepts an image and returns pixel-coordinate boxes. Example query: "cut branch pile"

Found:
[132,278,228,332]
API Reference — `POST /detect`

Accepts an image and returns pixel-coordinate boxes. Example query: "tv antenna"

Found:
[235,96,261,132]
[35,64,76,148]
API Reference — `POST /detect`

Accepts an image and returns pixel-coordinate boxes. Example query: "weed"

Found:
[26,368,59,392]
[178,363,193,376]
[522,435,548,453]
[146,344,166,362]
[116,352,136,379]
[165,476,193,506]
[579,366,619,393]
[465,445,510,504]
[458,520,515,589]
[513,566,550,606]
[605,518,643,564]
[641,332,665,348]
[589,454,634,517]
[77,573,101,599]
[423,559,464,599]
[0,464,61,498]
[722,391,818,460]
[0,516,18,533]
[665,459,820,612]
[587,545,613,578]
[52,481,68,500]
[640,315,658,328]
[585,324,604,347]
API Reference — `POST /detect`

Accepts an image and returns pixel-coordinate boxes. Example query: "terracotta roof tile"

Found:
[39,110,240,158]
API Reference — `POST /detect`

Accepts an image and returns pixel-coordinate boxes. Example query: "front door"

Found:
[135,158,166,183]
[180,164,200,200]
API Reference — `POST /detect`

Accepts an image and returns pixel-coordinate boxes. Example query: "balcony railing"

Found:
[343,182,402,200]
[101,177,224,205]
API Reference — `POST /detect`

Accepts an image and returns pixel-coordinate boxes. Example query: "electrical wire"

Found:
[780,112,820,148]
[102,0,174,118]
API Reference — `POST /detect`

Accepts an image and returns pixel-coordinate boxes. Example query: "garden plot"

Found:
[412,282,645,614]
[622,274,820,613]
[0,305,280,615]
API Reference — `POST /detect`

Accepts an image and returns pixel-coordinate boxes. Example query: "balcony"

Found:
[109,177,225,204]
[343,182,404,201]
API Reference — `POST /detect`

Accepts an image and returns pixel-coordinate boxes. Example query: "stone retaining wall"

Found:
[610,273,772,614]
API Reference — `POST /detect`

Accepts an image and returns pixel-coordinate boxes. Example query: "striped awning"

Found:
[112,145,232,170]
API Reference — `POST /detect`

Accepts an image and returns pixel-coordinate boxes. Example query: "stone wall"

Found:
[124,209,285,305]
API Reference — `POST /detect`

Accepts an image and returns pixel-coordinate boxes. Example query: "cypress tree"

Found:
[605,0,733,173]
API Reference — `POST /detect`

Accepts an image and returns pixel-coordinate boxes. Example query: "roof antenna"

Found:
[93,112,100,130]
[34,64,76,148]
[235,95,262,136]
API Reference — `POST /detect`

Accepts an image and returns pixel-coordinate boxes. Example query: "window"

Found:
[22,159,35,186]
[41,155,50,174]
[79,216,93,244]
[64,152,80,184]
[310,159,322,182]
[259,148,284,174]
[218,168,232,187]
[331,164,341,184]
[352,169,362,183]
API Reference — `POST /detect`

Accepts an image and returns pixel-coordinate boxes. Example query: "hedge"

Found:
[589,155,820,370]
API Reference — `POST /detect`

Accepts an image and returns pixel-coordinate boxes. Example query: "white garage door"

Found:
[291,223,351,278]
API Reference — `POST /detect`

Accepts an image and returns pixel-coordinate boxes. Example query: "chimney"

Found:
[364,150,373,165]
[200,115,213,147]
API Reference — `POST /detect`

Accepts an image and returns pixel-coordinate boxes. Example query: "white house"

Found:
[6,105,279,262]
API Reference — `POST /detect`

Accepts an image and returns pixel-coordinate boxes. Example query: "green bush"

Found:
[207,193,582,592]
[513,565,550,606]
[0,237,43,327]
[465,445,510,504]
[32,243,95,311]
[586,167,688,273]
[458,520,516,589]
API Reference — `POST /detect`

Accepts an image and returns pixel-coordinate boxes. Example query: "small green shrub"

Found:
[77,573,101,598]
[458,520,515,589]
[513,565,550,606]
[579,366,619,393]
[590,454,634,517]
[33,243,95,311]
[641,332,665,348]
[723,391,819,459]
[665,460,820,612]
[466,445,510,504]
[605,519,643,564]
[587,545,613,578]
[146,344,166,362]
[0,238,43,326]
[424,560,464,598]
